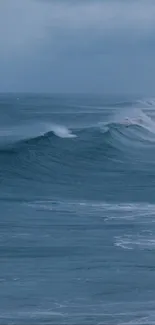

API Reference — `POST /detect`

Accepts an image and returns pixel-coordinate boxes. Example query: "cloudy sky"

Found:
[0,0,155,94]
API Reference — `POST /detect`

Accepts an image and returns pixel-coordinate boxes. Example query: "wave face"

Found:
[1,94,155,325]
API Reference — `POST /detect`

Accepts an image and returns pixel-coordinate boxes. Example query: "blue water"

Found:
[1,94,155,324]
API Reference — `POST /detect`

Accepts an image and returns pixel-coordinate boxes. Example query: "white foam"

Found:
[49,124,77,138]
[111,107,155,129]
[115,234,155,250]
[26,200,155,221]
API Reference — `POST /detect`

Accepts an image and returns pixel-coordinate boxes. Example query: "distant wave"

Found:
[103,97,155,109]
[137,98,155,108]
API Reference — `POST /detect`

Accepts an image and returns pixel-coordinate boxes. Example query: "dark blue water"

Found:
[1,94,155,324]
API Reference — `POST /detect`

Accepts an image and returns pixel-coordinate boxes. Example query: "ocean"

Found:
[0,93,155,324]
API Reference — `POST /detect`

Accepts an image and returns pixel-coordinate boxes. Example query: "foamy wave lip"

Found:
[50,125,77,138]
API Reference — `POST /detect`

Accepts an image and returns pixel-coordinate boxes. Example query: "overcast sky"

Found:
[0,0,155,94]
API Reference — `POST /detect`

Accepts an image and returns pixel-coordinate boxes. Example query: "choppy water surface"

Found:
[1,94,155,324]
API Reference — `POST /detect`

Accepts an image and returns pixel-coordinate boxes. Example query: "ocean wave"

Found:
[102,97,155,109]
[137,98,155,108]
[97,109,155,153]
[0,108,155,144]
[0,108,155,174]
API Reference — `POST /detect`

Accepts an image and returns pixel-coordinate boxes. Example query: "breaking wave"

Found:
[1,103,155,185]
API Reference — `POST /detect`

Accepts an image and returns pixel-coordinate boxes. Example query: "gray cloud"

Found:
[0,0,155,93]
